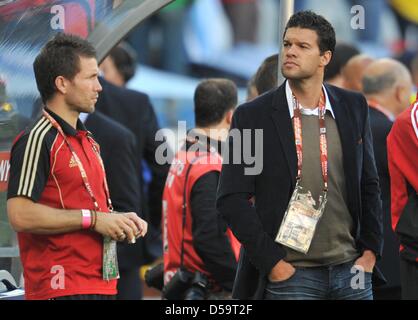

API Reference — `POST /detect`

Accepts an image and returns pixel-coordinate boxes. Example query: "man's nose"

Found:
[286,45,297,56]
[96,80,102,92]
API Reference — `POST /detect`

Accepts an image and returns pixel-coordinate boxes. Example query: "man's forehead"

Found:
[79,56,98,66]
[284,27,318,42]
[78,56,99,72]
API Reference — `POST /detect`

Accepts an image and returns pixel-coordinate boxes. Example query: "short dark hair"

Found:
[254,54,278,95]
[324,43,360,81]
[108,42,137,83]
[284,11,336,55]
[33,33,97,103]
[194,79,237,128]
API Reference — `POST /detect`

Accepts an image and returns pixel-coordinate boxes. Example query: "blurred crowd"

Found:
[123,0,418,86]
[99,1,418,300]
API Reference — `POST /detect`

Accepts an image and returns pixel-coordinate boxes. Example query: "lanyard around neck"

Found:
[292,90,328,192]
[42,109,113,211]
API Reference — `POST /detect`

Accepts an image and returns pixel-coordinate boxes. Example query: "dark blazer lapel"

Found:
[325,85,357,216]
[270,83,297,186]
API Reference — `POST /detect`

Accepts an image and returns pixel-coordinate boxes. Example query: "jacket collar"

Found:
[270,82,356,203]
[285,80,336,118]
[44,107,87,136]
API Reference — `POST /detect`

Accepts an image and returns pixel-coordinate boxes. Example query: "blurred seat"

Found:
[0,269,24,300]
[0,269,17,292]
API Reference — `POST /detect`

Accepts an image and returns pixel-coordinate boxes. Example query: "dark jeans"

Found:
[264,260,373,300]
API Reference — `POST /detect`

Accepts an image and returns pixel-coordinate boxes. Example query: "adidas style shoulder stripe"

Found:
[17,117,52,197]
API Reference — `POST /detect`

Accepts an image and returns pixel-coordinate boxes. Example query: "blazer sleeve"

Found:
[142,95,170,228]
[358,97,384,258]
[216,107,286,276]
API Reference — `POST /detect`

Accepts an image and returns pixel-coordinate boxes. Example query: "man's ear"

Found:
[55,76,68,95]
[320,51,332,68]
[395,85,402,104]
[226,109,234,125]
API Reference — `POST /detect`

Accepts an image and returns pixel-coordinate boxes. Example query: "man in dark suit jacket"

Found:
[95,78,170,268]
[79,111,143,300]
[216,11,383,300]
[362,58,413,300]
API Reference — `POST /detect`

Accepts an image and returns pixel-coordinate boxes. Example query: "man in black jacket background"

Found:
[361,58,413,299]
[95,78,170,298]
[81,110,143,300]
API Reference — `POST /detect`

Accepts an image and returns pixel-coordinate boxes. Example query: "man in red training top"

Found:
[387,98,418,299]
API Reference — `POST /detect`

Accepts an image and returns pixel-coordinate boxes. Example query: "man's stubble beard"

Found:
[69,101,95,114]
[281,67,311,81]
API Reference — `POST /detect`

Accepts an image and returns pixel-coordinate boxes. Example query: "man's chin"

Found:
[76,105,95,114]
[282,72,303,81]
[281,68,307,80]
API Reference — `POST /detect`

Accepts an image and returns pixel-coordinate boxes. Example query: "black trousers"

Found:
[400,257,418,300]
[373,286,402,300]
[117,268,143,300]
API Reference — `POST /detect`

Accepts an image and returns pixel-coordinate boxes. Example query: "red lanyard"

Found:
[43,109,113,212]
[292,90,328,192]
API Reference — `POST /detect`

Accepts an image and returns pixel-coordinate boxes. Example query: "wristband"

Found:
[81,209,92,229]
[90,210,97,230]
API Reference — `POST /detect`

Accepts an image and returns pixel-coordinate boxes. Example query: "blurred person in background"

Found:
[246,76,258,101]
[387,97,418,299]
[362,58,414,300]
[363,59,413,118]
[342,54,375,92]
[253,53,278,96]
[81,110,142,300]
[97,45,170,299]
[221,0,258,44]
[324,43,360,88]
[245,53,278,103]
[100,43,137,88]
[126,0,193,75]
[163,79,239,300]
